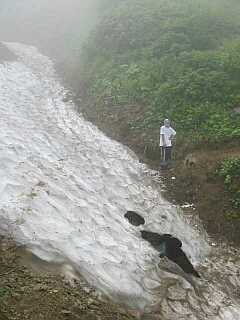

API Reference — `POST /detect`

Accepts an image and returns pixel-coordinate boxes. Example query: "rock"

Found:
[61,310,72,315]
[167,285,186,301]
[124,211,145,226]
[233,106,240,114]
[51,289,59,294]
[83,286,91,294]
[34,284,48,291]
[118,308,128,316]
[11,292,21,298]
[184,154,197,167]
[87,298,95,306]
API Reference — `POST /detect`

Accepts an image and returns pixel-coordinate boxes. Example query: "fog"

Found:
[0,0,101,84]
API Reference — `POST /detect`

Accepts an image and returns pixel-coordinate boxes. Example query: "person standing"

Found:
[160,119,176,164]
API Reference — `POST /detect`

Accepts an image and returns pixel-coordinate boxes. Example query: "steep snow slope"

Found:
[0,43,239,319]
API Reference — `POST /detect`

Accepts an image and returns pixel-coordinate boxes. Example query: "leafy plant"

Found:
[218,158,240,186]
[0,287,10,299]
[218,158,240,215]
[80,0,240,145]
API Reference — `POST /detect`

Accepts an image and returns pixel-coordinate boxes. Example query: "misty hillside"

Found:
[80,0,240,144]
[78,0,240,239]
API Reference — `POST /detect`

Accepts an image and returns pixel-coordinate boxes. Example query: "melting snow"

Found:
[0,42,239,319]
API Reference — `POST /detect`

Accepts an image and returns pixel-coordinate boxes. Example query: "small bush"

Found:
[0,287,10,298]
[218,157,240,215]
[218,157,240,186]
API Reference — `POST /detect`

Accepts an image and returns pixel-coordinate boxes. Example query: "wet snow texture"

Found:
[0,42,240,319]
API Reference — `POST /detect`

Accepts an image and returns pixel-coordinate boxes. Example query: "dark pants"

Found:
[161,146,172,162]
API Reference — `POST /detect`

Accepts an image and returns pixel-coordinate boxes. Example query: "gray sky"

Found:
[0,0,100,61]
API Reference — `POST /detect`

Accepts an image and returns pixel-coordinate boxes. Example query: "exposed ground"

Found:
[161,146,240,245]
[0,237,135,320]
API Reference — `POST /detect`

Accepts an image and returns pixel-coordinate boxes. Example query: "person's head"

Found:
[164,119,171,127]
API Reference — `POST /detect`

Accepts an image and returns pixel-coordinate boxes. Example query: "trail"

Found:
[0,42,239,319]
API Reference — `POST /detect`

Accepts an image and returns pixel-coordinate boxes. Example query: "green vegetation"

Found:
[81,0,240,144]
[218,157,240,217]
[0,287,10,299]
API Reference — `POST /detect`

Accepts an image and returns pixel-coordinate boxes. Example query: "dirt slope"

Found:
[0,238,135,320]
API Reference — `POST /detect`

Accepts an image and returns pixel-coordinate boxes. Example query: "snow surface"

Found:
[0,42,239,319]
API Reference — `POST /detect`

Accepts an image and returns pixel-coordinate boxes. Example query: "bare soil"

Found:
[159,146,240,245]
[0,238,135,320]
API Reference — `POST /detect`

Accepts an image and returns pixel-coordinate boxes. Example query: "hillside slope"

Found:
[79,0,240,243]
[80,0,240,144]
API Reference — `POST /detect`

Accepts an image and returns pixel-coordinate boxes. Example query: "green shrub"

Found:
[218,158,240,186]
[218,157,240,215]
[0,287,10,299]
[81,0,240,144]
